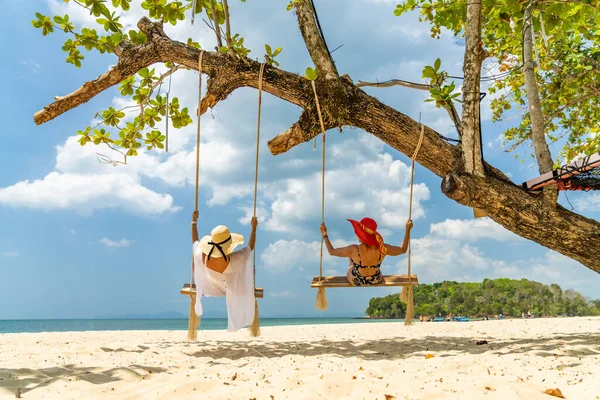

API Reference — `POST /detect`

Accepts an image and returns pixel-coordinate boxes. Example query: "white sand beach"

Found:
[1,317,599,399]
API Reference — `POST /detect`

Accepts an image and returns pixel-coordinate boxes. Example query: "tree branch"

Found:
[357,78,463,138]
[222,0,236,58]
[209,0,224,50]
[294,0,338,80]
[523,0,554,175]
[34,44,160,125]
[357,79,430,91]
[269,111,334,154]
[34,18,316,126]
[460,0,486,176]
[32,16,600,272]
[545,89,600,124]
[442,171,600,272]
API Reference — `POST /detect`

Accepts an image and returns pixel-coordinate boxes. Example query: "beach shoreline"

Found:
[1,317,599,399]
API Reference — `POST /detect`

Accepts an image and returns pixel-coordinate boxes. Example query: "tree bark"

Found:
[294,0,338,80]
[461,0,485,176]
[222,0,236,58]
[31,17,600,273]
[209,0,223,50]
[523,0,554,175]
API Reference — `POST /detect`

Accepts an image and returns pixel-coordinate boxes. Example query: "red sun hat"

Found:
[347,217,387,255]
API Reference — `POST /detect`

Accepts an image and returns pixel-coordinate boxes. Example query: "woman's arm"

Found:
[248,217,258,251]
[321,223,355,257]
[192,210,199,243]
[386,219,413,256]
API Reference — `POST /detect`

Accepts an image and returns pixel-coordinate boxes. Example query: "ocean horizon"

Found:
[0,317,406,334]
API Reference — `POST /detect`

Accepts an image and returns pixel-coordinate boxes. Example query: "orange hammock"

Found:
[521,151,600,192]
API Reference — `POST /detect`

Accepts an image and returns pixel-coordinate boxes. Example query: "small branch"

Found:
[202,17,217,34]
[140,65,183,115]
[504,136,529,153]
[358,78,462,137]
[357,79,430,91]
[294,0,338,80]
[222,0,236,58]
[540,0,597,6]
[545,89,600,125]
[209,0,224,50]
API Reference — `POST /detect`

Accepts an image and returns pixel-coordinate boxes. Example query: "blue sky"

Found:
[1,0,599,320]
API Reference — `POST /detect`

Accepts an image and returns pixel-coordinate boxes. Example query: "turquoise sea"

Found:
[0,318,404,334]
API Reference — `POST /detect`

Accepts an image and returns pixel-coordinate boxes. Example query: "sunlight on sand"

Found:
[1,317,599,399]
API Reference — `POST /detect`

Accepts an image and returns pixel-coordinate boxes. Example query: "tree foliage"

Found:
[29,0,600,272]
[366,278,600,318]
[394,0,600,165]
[31,0,281,163]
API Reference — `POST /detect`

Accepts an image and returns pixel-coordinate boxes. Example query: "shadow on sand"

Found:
[0,364,166,397]
[158,332,600,361]
[2,333,598,397]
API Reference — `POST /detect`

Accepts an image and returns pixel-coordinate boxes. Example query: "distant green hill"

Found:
[366,278,600,319]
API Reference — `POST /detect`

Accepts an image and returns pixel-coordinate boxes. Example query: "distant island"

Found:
[365,278,600,319]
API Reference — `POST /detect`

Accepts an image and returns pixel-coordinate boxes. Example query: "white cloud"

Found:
[388,218,598,299]
[238,204,270,226]
[387,25,429,43]
[575,193,600,212]
[324,268,342,275]
[100,237,134,248]
[394,237,514,281]
[2,252,18,257]
[20,60,41,74]
[261,238,350,274]
[268,291,296,298]
[12,1,253,217]
[0,78,255,216]
[0,171,177,216]
[429,218,523,242]
[262,134,430,233]
[261,239,321,273]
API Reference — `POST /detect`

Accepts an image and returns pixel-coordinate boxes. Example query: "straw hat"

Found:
[198,225,244,259]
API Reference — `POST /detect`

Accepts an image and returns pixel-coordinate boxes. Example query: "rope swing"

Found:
[399,120,425,326]
[181,53,266,339]
[185,50,205,341]
[248,63,267,337]
[310,90,422,319]
[312,79,329,311]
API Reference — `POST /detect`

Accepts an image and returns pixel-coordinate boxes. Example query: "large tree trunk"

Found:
[523,0,554,175]
[32,4,600,273]
[461,0,485,177]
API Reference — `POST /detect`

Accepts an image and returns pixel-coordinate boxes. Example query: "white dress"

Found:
[192,242,255,332]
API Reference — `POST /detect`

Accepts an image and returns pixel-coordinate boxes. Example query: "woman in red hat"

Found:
[320,218,413,286]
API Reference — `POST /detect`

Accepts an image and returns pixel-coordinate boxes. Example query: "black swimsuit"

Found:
[349,246,383,286]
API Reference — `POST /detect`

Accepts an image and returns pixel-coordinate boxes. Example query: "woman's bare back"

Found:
[349,243,385,276]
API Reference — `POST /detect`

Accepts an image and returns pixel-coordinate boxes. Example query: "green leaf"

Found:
[422,66,435,79]
[32,13,55,36]
[304,67,318,81]
[434,58,441,71]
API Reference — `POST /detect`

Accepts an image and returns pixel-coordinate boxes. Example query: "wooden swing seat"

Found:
[311,274,419,288]
[180,283,264,299]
